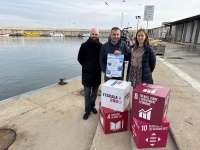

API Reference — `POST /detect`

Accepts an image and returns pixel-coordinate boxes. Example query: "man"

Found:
[99,27,131,82]
[77,28,102,120]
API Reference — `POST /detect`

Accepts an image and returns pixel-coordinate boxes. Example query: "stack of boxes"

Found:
[99,79,131,134]
[99,80,171,148]
[130,83,171,148]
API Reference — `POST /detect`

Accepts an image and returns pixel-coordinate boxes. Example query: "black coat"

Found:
[77,38,102,87]
[142,45,156,84]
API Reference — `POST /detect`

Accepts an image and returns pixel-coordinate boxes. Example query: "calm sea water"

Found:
[0,36,107,101]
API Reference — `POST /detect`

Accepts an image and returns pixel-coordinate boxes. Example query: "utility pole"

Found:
[135,16,141,30]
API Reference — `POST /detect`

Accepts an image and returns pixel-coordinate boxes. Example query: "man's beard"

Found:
[90,37,99,43]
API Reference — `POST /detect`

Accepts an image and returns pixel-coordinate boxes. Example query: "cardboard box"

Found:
[130,116,170,148]
[99,103,128,134]
[101,79,131,112]
[131,83,170,125]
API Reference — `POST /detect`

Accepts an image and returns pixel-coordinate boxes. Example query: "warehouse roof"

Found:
[164,14,200,26]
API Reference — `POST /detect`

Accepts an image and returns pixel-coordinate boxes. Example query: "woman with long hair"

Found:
[128,28,156,88]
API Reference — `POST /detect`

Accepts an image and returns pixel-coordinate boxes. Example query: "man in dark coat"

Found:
[77,28,102,120]
[99,27,131,82]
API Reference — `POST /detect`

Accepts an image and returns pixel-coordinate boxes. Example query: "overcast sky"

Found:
[0,0,199,30]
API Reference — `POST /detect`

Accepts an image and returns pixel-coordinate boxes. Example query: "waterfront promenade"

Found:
[0,43,200,150]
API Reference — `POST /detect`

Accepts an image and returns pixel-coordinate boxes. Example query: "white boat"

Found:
[78,33,90,37]
[47,32,64,37]
[0,33,9,37]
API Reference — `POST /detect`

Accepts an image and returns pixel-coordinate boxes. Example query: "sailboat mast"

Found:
[121,13,123,29]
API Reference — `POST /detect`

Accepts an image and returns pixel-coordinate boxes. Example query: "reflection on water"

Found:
[0,36,107,101]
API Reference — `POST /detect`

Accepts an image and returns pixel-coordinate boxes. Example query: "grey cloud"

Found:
[0,0,199,29]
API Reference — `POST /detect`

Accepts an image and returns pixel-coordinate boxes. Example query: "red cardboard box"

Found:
[131,83,170,126]
[130,116,170,148]
[99,103,128,134]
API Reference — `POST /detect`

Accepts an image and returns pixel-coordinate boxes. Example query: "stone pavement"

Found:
[0,44,200,149]
[154,57,200,150]
[0,77,100,150]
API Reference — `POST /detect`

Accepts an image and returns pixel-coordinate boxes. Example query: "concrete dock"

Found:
[0,43,200,150]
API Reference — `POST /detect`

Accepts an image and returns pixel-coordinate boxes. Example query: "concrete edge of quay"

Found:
[0,76,81,106]
[169,127,180,150]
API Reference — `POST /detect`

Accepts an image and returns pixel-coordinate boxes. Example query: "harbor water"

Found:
[0,36,107,101]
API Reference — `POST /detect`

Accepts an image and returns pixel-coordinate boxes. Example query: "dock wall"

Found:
[0,27,135,37]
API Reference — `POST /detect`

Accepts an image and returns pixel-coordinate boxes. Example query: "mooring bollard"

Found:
[58,78,67,85]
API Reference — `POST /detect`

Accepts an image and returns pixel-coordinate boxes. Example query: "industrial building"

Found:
[148,14,200,45]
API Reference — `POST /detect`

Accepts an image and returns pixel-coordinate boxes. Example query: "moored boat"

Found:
[0,33,9,37]
[24,32,40,37]
[78,33,90,37]
[16,33,25,36]
[46,32,64,37]
[17,32,40,36]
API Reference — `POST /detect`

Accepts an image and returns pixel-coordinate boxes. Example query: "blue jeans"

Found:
[84,86,99,113]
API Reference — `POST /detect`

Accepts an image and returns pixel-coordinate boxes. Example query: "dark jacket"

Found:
[77,38,102,86]
[99,38,131,78]
[141,45,156,83]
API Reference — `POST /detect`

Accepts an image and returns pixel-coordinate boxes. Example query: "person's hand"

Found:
[114,50,121,55]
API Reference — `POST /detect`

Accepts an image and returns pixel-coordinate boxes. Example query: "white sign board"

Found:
[106,54,124,77]
[144,5,154,21]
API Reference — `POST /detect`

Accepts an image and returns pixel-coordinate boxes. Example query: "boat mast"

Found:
[121,13,123,29]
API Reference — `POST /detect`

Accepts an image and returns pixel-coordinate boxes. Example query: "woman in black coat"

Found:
[128,28,156,88]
